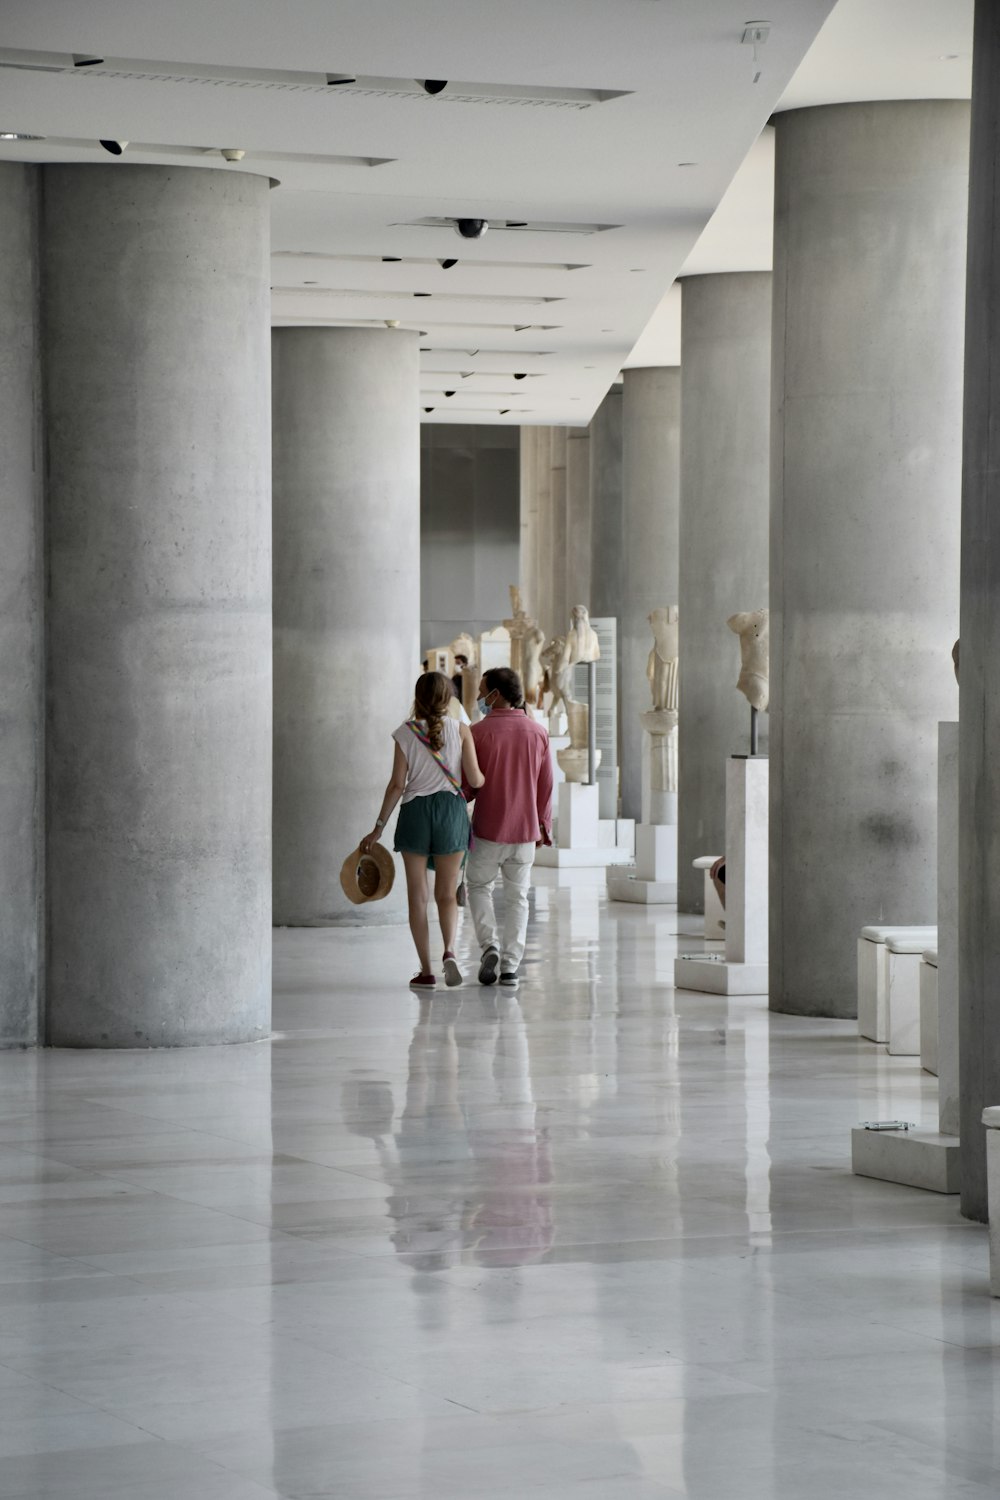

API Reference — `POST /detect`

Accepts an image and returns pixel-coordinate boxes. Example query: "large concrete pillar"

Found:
[533,428,554,636]
[678,274,771,912]
[620,367,680,821]
[589,389,623,620]
[770,102,966,1018]
[0,166,43,1045]
[42,165,273,1046]
[272,328,420,926]
[549,428,568,639]
[565,427,591,609]
[960,0,1000,1223]
[519,426,540,618]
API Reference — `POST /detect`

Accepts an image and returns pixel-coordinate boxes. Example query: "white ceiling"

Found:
[0,0,972,424]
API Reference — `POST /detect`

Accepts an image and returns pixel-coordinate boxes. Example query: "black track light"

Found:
[99,139,128,155]
[513,372,527,380]
[499,408,511,415]
[382,256,402,263]
[424,407,435,413]
[326,73,357,85]
[439,258,458,270]
[420,80,448,95]
[413,292,431,297]
[443,390,456,397]
[73,55,104,67]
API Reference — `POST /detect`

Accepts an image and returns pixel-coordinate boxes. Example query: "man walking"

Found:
[466,667,553,987]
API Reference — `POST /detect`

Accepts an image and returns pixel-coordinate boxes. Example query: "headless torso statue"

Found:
[642,605,679,823]
[556,605,601,783]
[727,608,768,753]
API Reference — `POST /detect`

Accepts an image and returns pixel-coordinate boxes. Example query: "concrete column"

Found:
[620,368,680,821]
[678,274,771,912]
[534,429,554,637]
[770,102,966,1018]
[42,165,272,1046]
[549,428,568,639]
[565,427,591,610]
[272,328,420,926]
[519,426,539,618]
[960,0,1000,1223]
[589,389,623,620]
[0,165,43,1045]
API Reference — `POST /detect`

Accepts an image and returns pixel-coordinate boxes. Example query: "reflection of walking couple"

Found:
[363,666,553,991]
[343,993,554,1271]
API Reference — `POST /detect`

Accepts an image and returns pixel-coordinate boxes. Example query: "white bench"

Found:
[693,855,724,940]
[857,924,937,1043]
[885,933,935,1056]
[919,949,938,1075]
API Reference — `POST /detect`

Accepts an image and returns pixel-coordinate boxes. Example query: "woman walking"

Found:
[362,672,484,989]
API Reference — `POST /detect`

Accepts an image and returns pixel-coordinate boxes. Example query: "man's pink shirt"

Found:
[468,712,554,844]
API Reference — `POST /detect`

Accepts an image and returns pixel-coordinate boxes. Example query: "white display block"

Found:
[478,624,511,672]
[852,1127,959,1195]
[937,723,959,1139]
[886,943,925,1056]
[857,925,937,1044]
[674,757,768,995]
[607,824,677,904]
[693,855,725,940]
[535,785,634,868]
[920,952,939,1075]
[985,1108,1000,1295]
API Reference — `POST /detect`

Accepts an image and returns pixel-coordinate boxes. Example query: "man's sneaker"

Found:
[499,970,519,988]
[409,973,436,989]
[442,952,463,988]
[478,946,499,986]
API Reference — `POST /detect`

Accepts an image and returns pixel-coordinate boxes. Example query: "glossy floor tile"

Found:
[0,874,991,1498]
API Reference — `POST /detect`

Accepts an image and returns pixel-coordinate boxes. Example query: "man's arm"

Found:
[535,734,554,843]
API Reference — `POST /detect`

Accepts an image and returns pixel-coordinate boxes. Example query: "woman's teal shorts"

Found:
[394,790,470,857]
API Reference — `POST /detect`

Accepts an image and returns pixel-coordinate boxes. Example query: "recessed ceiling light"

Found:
[678,161,697,167]
[584,365,595,369]
[413,292,432,297]
[630,267,645,272]
[0,131,44,140]
[940,53,961,60]
[382,256,402,262]
[601,328,614,333]
[303,280,318,285]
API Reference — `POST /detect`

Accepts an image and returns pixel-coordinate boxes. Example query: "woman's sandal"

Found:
[409,972,436,989]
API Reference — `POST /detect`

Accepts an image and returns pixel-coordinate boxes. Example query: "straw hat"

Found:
[340,843,396,905]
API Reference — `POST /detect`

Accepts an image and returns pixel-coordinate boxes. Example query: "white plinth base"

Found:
[673,954,769,995]
[920,955,939,1076]
[852,1127,960,1194]
[536,841,634,869]
[537,787,634,868]
[607,872,677,904]
[693,855,725,941]
[607,824,677,905]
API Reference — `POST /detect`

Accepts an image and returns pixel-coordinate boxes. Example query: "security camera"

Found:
[99,139,128,155]
[420,80,448,95]
[454,219,488,240]
[221,148,245,162]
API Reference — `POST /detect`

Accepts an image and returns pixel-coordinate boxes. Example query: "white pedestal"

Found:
[886,943,925,1056]
[693,855,725,940]
[852,724,960,1195]
[985,1109,1000,1295]
[534,784,634,868]
[920,952,939,1075]
[857,925,937,1044]
[607,823,677,904]
[852,1127,960,1195]
[675,757,768,995]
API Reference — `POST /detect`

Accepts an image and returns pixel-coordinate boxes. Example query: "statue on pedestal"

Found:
[555,605,601,784]
[504,585,546,706]
[641,605,679,819]
[727,609,769,713]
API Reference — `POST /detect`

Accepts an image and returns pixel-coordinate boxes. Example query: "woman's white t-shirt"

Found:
[392,717,463,803]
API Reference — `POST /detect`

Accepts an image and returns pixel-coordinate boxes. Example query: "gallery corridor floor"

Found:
[0,874,995,1499]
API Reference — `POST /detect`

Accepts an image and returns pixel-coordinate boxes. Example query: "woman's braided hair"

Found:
[412,671,454,751]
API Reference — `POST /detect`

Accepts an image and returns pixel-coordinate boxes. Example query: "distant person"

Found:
[465,667,553,988]
[362,672,484,990]
[452,652,469,703]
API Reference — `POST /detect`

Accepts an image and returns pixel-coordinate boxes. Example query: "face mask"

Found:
[477,691,496,717]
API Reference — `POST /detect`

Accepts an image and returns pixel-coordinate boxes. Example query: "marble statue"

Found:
[541,635,569,717]
[504,585,546,705]
[449,632,478,715]
[727,609,769,713]
[646,605,679,713]
[555,605,601,784]
[560,604,601,671]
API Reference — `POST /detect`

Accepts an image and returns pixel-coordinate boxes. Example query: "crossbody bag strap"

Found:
[406,719,462,794]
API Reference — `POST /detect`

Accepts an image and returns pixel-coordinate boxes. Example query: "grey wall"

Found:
[421,425,520,650]
[0,165,43,1046]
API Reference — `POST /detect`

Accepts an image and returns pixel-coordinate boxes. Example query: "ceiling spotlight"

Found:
[221,148,245,162]
[384,319,401,328]
[382,255,402,263]
[413,291,431,297]
[99,139,128,155]
[73,55,104,67]
[499,409,511,415]
[439,258,458,270]
[513,372,527,380]
[424,406,435,412]
[455,218,488,240]
[443,390,456,397]
[505,221,528,229]
[326,73,357,85]
[420,80,448,95]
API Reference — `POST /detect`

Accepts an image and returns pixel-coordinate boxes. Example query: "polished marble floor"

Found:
[0,875,995,1498]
